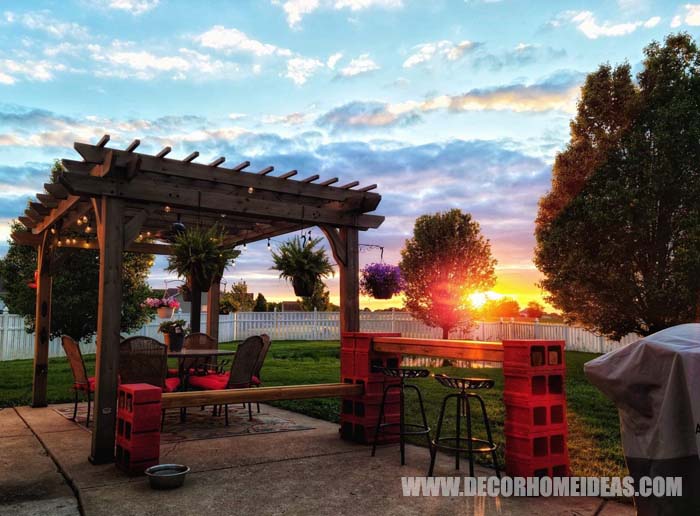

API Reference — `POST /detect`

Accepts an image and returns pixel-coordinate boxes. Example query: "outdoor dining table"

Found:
[167,348,236,385]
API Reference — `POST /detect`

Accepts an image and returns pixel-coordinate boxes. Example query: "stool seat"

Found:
[433,436,497,454]
[434,374,494,391]
[378,367,430,379]
[376,422,431,436]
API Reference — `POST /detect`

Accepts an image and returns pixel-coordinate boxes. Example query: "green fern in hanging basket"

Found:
[166,224,240,292]
[271,236,334,297]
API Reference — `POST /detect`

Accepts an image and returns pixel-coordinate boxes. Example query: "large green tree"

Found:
[0,226,153,341]
[400,209,496,338]
[535,34,700,339]
[299,280,331,312]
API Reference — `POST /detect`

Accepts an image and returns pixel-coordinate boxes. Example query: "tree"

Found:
[535,34,700,339]
[253,293,268,312]
[299,280,331,311]
[400,209,496,338]
[220,280,255,313]
[524,301,545,319]
[0,226,153,342]
[481,297,520,319]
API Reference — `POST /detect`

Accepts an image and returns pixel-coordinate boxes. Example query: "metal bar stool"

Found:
[428,374,500,478]
[371,367,432,465]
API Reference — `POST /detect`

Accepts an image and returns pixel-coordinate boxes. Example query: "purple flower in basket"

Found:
[143,297,180,310]
[360,263,404,299]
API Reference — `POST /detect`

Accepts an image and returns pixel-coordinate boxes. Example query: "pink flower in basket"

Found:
[143,297,180,310]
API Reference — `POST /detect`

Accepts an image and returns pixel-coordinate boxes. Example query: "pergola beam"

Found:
[59,172,384,230]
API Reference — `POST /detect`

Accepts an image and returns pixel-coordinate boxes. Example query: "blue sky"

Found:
[1,0,698,307]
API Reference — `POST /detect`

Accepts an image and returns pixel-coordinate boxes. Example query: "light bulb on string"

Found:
[267,238,271,250]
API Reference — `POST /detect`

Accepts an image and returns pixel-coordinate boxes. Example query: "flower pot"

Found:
[157,306,174,319]
[163,331,184,352]
[371,285,394,299]
[292,276,314,297]
[180,280,192,302]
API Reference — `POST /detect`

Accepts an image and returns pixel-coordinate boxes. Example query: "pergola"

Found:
[11,135,384,463]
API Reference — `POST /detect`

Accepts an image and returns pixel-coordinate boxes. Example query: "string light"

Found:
[81,215,88,223]
[85,225,92,233]
[247,187,254,194]
[76,218,83,226]
[267,238,271,249]
[164,205,172,213]
[243,242,247,250]
[50,227,56,235]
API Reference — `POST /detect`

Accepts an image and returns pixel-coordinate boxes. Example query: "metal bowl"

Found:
[145,464,190,490]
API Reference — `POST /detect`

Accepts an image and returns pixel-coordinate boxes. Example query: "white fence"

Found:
[0,311,639,361]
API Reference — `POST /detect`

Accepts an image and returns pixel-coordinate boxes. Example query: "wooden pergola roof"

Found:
[13,134,383,254]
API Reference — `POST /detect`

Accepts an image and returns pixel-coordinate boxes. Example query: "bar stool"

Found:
[428,374,500,478]
[371,367,432,465]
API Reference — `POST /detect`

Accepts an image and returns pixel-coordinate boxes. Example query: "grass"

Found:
[0,340,626,477]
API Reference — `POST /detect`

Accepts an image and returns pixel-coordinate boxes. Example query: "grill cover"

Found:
[584,323,700,515]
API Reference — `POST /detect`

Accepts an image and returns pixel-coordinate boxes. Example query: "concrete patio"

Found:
[0,404,633,516]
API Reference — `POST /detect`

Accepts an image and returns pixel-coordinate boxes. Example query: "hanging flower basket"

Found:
[360,263,404,300]
[144,297,180,319]
[292,276,315,297]
[159,320,188,352]
[178,281,192,302]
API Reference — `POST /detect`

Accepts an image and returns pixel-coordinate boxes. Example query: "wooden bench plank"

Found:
[373,336,504,362]
[161,383,363,409]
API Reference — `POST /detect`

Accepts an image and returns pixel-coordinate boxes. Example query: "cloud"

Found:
[337,54,379,77]
[103,0,160,15]
[262,112,313,125]
[473,43,567,71]
[403,40,478,68]
[195,26,292,57]
[274,0,403,28]
[0,59,67,83]
[675,4,700,26]
[3,10,89,39]
[551,10,661,38]
[316,71,583,132]
[326,52,343,70]
[671,15,682,27]
[316,101,420,132]
[285,57,324,85]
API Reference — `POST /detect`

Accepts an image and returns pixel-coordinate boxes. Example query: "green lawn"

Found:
[0,340,626,477]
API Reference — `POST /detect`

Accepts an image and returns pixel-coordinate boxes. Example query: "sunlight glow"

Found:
[468,291,503,309]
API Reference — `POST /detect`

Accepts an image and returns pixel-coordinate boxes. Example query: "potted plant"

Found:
[166,224,240,292]
[144,296,180,319]
[360,263,404,299]
[271,236,334,297]
[158,319,189,351]
[178,281,192,302]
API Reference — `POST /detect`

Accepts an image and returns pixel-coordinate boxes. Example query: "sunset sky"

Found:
[1,0,698,310]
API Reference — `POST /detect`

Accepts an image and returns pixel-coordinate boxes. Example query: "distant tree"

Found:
[535,34,700,339]
[0,226,152,342]
[481,297,520,319]
[400,209,496,338]
[253,293,268,312]
[299,280,331,311]
[524,301,545,319]
[220,280,255,313]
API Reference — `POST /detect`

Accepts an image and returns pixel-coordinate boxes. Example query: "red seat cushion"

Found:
[167,368,179,377]
[163,377,181,393]
[251,375,261,386]
[188,374,231,390]
[75,377,96,392]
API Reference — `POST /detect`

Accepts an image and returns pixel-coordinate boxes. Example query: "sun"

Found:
[468,291,503,309]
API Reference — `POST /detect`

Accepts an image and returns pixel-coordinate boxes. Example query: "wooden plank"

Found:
[301,174,319,183]
[183,151,199,163]
[161,383,364,409]
[31,195,81,235]
[278,170,297,179]
[125,139,140,152]
[231,161,249,172]
[31,231,52,407]
[59,172,385,230]
[29,202,50,216]
[357,184,377,192]
[319,225,347,267]
[96,134,110,147]
[256,166,274,175]
[72,143,381,212]
[44,183,69,199]
[90,196,124,464]
[338,228,360,332]
[10,231,175,255]
[373,336,504,362]
[155,146,171,158]
[338,181,359,190]
[18,217,36,229]
[36,193,58,209]
[208,157,225,167]
[206,279,221,342]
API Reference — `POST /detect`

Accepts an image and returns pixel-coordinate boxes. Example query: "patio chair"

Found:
[119,337,181,428]
[188,335,264,424]
[250,334,272,413]
[61,335,94,427]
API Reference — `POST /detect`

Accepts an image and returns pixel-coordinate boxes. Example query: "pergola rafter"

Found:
[11,135,384,465]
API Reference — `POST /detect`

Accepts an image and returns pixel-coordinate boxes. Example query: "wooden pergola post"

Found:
[32,231,52,407]
[89,197,124,464]
[206,278,221,342]
[321,226,360,333]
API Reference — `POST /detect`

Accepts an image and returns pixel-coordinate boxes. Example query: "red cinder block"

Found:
[118,383,162,413]
[117,402,161,433]
[504,369,565,399]
[505,452,570,478]
[341,350,355,377]
[352,332,401,352]
[503,340,565,371]
[117,432,160,462]
[503,396,567,435]
[115,444,159,476]
[355,400,400,419]
[341,333,355,351]
[505,430,567,458]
